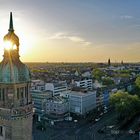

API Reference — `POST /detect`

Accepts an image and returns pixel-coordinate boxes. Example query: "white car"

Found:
[104,106,107,110]
[104,110,108,113]
[74,120,78,123]
[95,118,100,122]
[107,125,115,129]
[100,113,103,116]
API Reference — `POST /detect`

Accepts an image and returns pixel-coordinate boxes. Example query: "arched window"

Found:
[20,87,24,98]
[2,89,5,101]
[0,89,1,101]
[17,88,20,99]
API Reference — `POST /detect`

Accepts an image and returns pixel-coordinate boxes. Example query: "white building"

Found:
[31,80,45,91]
[75,79,93,90]
[93,80,103,89]
[82,71,91,78]
[45,96,69,120]
[45,81,68,96]
[69,90,96,115]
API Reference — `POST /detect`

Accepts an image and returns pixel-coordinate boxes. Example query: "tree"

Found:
[102,77,114,86]
[119,70,131,74]
[130,76,140,97]
[115,69,131,79]
[135,76,140,89]
[92,68,105,81]
[110,91,140,120]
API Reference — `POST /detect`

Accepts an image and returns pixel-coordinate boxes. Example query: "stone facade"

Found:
[0,112,32,140]
[0,83,33,140]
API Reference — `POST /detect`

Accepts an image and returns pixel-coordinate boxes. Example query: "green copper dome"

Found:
[0,61,31,83]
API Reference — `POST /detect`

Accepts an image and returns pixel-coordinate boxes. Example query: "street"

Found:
[33,110,139,140]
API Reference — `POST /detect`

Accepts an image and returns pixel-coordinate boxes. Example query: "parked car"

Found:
[107,125,115,129]
[104,110,108,113]
[95,118,100,122]
[74,120,78,123]
[100,113,103,116]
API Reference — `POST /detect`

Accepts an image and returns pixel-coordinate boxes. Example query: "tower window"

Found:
[2,89,5,101]
[0,126,3,136]
[20,87,24,98]
[17,88,20,99]
[25,87,27,98]
[0,89,1,101]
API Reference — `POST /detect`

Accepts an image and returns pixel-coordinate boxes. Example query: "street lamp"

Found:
[33,107,36,113]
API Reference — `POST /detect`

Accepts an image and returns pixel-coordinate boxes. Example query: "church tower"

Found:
[108,58,111,66]
[0,12,33,140]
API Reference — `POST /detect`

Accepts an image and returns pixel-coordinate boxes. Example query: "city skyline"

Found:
[0,0,140,62]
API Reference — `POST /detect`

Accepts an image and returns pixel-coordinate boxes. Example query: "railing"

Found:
[0,108,11,117]
[0,104,33,118]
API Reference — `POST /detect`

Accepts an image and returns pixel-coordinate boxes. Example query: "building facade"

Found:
[31,90,52,116]
[45,81,68,96]
[69,91,96,115]
[44,96,69,120]
[75,79,93,90]
[0,13,33,140]
[31,79,45,91]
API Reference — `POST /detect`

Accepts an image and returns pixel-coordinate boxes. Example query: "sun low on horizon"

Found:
[0,12,38,62]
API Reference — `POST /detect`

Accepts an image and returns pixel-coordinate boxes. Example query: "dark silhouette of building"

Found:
[108,58,111,66]
[121,60,124,65]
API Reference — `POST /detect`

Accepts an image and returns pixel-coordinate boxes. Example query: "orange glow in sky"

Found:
[0,1,140,62]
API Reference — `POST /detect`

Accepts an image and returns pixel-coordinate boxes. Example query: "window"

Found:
[2,89,5,101]
[25,87,27,97]
[0,89,1,101]
[17,88,20,99]
[7,88,14,99]
[0,126,3,136]
[25,87,28,98]
[20,87,24,98]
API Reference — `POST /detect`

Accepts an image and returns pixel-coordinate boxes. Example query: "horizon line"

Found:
[24,61,140,63]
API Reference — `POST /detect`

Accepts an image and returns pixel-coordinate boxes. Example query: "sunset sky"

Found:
[0,0,140,62]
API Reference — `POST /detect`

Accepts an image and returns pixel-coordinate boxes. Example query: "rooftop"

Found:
[69,90,96,97]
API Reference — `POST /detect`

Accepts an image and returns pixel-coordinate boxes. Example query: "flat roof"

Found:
[69,91,96,97]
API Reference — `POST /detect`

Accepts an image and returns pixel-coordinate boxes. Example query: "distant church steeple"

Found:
[121,60,124,65]
[108,58,111,66]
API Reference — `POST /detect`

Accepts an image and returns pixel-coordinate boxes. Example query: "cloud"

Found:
[120,15,133,20]
[46,32,92,46]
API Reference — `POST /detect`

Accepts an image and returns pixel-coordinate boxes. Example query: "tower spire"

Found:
[8,12,14,32]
